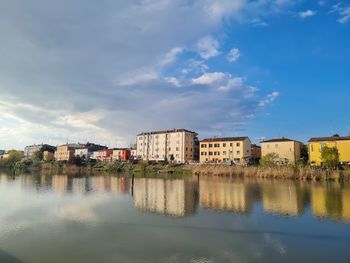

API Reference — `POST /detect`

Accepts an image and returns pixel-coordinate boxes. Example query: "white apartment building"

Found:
[136,129,198,163]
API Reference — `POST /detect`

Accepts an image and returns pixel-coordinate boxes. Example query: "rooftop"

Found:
[200,137,249,142]
[137,128,197,136]
[308,135,350,142]
[261,138,301,143]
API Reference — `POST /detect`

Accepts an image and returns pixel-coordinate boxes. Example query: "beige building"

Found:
[43,151,55,161]
[199,137,251,164]
[136,129,198,163]
[261,138,302,164]
[54,144,84,161]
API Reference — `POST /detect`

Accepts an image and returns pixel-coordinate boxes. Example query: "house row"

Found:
[20,129,350,166]
[134,129,350,165]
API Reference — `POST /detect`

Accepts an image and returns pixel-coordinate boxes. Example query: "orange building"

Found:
[113,148,131,161]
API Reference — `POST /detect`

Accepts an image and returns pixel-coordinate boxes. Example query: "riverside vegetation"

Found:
[1,146,349,181]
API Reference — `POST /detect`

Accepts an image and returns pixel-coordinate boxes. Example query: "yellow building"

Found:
[261,138,302,164]
[199,137,251,164]
[308,135,350,166]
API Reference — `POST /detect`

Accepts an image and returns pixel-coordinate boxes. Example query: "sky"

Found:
[0,0,349,149]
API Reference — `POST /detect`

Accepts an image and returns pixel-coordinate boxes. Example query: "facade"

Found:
[261,138,302,164]
[308,135,350,165]
[43,151,55,161]
[199,137,251,164]
[74,143,108,160]
[54,144,84,161]
[99,149,114,162]
[24,144,56,159]
[136,129,198,164]
[251,144,261,161]
[112,148,131,161]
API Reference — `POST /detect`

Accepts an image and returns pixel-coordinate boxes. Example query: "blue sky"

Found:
[0,0,349,149]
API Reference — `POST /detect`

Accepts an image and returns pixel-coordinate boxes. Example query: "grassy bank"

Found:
[187,164,350,181]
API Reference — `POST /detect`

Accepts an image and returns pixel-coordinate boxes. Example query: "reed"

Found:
[187,164,350,181]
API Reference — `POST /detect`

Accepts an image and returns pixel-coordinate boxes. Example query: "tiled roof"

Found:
[308,136,350,142]
[200,137,249,142]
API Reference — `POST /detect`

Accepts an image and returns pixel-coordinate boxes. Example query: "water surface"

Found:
[0,172,349,263]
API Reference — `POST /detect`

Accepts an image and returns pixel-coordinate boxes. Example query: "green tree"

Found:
[260,153,279,166]
[320,146,339,168]
[32,150,43,161]
[0,150,23,168]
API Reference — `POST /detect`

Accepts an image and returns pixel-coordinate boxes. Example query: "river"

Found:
[0,172,349,262]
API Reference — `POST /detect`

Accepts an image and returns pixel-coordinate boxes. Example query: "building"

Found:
[43,151,55,161]
[136,129,198,163]
[199,137,251,164]
[261,138,302,164]
[251,144,261,162]
[130,145,137,160]
[74,143,108,160]
[98,149,114,162]
[24,144,56,159]
[308,135,350,166]
[112,148,131,161]
[54,144,84,162]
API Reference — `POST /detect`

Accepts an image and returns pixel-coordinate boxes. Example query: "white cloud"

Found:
[195,36,221,60]
[0,0,289,149]
[227,48,241,63]
[164,77,182,87]
[299,10,317,18]
[259,92,280,107]
[192,72,227,85]
[332,3,350,24]
[159,47,184,66]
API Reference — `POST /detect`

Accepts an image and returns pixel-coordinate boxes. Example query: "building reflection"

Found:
[199,176,253,214]
[262,181,306,216]
[134,178,198,217]
[52,175,68,193]
[311,183,350,222]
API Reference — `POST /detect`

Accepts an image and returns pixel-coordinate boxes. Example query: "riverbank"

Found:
[187,164,350,181]
[2,160,350,181]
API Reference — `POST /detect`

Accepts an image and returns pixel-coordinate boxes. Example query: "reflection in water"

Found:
[134,178,198,217]
[261,181,306,216]
[311,183,350,222]
[199,176,253,213]
[0,172,349,223]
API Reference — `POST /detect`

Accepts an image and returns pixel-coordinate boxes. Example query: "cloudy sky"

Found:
[0,0,349,149]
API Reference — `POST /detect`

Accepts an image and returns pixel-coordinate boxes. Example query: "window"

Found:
[201,152,205,156]
[223,151,227,156]
[214,152,217,156]
[214,143,220,147]
[209,152,213,156]
[186,147,188,151]
[223,143,226,147]
[217,152,220,156]
[230,143,233,147]
[201,144,207,148]
[209,144,213,147]
[176,147,179,151]
[236,143,240,147]
[236,151,241,155]
[168,147,171,151]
